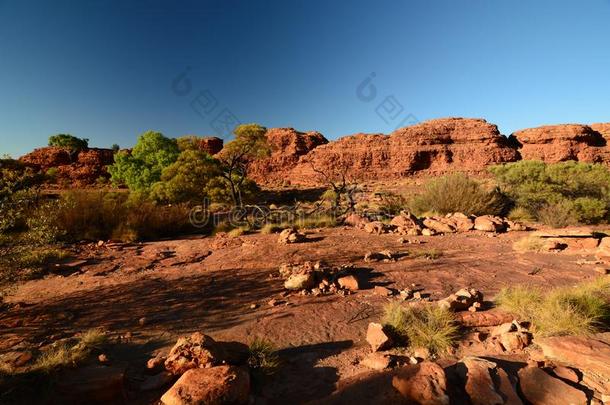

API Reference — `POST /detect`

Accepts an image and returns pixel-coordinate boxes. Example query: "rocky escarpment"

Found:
[247,118,610,186]
[248,127,328,185]
[514,123,610,164]
[20,147,115,186]
[258,118,520,186]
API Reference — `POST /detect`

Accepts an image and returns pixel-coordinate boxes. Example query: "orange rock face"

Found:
[515,123,610,164]
[277,118,520,185]
[248,127,328,185]
[197,136,224,155]
[20,147,114,186]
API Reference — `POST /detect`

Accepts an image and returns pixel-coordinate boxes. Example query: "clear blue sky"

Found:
[1,0,610,157]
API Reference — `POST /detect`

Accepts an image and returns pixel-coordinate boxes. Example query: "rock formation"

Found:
[514,123,610,163]
[250,118,521,186]
[195,136,224,155]
[17,118,610,188]
[20,147,115,186]
[248,127,328,185]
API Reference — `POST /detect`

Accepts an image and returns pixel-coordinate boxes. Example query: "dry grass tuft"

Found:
[382,302,459,355]
[247,338,280,376]
[512,234,547,253]
[410,248,443,260]
[34,328,107,373]
[496,278,610,337]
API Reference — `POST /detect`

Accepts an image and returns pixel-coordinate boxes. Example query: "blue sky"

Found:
[1,0,610,157]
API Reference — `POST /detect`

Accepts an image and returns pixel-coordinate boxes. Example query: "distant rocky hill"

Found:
[17,118,610,187]
[249,118,610,186]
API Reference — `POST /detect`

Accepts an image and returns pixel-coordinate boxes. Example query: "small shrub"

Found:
[538,201,577,228]
[227,226,249,238]
[409,173,507,216]
[294,215,337,229]
[48,134,89,152]
[382,303,458,355]
[247,338,280,376]
[507,207,536,222]
[496,278,610,337]
[260,223,283,234]
[0,246,68,284]
[377,192,408,216]
[491,161,610,225]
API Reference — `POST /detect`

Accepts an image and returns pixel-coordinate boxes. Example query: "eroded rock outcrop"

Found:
[286,118,520,185]
[248,127,328,185]
[514,123,610,164]
[20,146,114,186]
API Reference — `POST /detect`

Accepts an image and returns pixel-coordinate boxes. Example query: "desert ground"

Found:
[2,219,608,404]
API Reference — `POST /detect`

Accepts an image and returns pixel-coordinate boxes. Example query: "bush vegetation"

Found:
[48,134,89,152]
[496,278,610,336]
[409,173,507,216]
[490,160,610,226]
[382,302,458,356]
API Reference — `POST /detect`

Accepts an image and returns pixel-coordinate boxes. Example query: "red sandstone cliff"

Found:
[248,128,328,184]
[20,147,115,186]
[513,124,609,164]
[253,118,520,186]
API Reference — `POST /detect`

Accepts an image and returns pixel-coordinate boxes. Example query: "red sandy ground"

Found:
[0,227,602,403]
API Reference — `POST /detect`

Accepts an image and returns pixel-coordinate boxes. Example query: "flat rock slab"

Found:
[518,366,587,405]
[537,335,610,377]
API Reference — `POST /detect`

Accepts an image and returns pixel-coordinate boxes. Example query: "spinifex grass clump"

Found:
[409,173,507,217]
[382,302,459,356]
[247,337,280,387]
[496,278,610,337]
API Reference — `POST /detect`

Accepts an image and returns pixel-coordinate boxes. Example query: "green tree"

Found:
[108,131,180,191]
[111,144,120,153]
[150,150,222,203]
[48,134,89,151]
[216,123,269,206]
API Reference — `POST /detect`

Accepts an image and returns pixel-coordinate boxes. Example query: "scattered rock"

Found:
[147,354,166,374]
[160,366,249,405]
[364,250,397,262]
[337,275,361,291]
[164,332,223,375]
[413,347,430,361]
[360,352,392,370]
[474,215,506,233]
[277,227,306,244]
[364,221,389,235]
[366,322,393,352]
[499,330,531,352]
[284,272,315,291]
[518,366,587,405]
[423,217,456,234]
[344,213,370,228]
[392,362,449,405]
[438,288,483,311]
[374,286,394,296]
[461,357,505,405]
